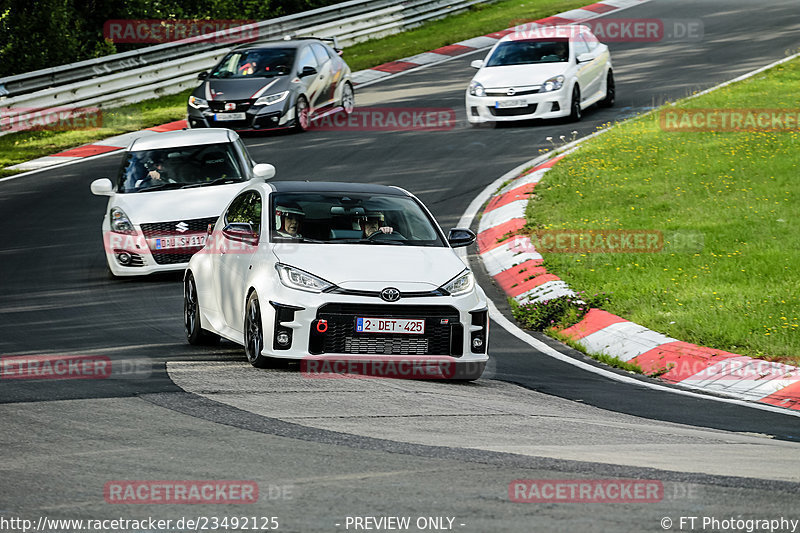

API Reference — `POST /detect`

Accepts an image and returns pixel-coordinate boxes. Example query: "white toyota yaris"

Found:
[90,128,275,277]
[184,181,490,380]
[466,25,614,124]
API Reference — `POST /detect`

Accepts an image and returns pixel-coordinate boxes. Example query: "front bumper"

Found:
[258,291,490,367]
[466,87,571,123]
[187,99,294,131]
[103,218,216,276]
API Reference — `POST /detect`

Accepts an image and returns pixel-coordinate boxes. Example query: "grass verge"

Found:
[526,57,800,364]
[1,0,587,172]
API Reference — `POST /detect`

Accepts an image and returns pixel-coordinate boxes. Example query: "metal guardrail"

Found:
[0,0,490,125]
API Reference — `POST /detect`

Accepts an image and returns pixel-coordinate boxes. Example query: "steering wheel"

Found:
[367,230,406,241]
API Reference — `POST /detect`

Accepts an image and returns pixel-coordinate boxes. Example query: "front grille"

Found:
[140,217,218,238]
[490,104,538,117]
[310,304,462,356]
[150,252,196,265]
[209,100,252,113]
[344,337,430,355]
[140,216,218,265]
[486,88,541,96]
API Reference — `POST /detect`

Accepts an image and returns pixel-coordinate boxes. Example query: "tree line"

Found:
[0,0,345,78]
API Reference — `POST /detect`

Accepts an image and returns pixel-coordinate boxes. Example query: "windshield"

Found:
[270,192,446,247]
[486,39,569,66]
[210,48,296,78]
[116,142,246,193]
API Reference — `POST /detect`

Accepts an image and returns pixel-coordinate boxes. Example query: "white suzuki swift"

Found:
[466,25,614,124]
[184,181,490,380]
[90,128,275,277]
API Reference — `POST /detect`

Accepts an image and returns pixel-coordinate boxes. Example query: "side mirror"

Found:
[90,178,114,196]
[222,222,259,246]
[299,66,317,78]
[252,163,276,180]
[197,71,209,80]
[576,53,592,63]
[447,228,476,248]
[470,59,484,69]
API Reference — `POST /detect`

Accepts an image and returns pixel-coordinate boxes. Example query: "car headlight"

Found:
[469,81,486,97]
[188,96,209,109]
[110,207,135,234]
[276,263,336,293]
[539,75,565,93]
[441,269,475,296]
[254,91,289,106]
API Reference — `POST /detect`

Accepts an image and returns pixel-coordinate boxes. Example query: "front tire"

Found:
[244,291,270,368]
[568,85,582,122]
[294,96,309,132]
[185,273,220,345]
[341,82,354,115]
[599,70,615,108]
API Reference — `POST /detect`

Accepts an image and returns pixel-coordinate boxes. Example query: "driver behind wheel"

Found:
[358,211,393,238]
[275,202,305,238]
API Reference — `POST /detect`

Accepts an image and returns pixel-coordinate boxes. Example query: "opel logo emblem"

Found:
[506,88,516,96]
[380,288,401,302]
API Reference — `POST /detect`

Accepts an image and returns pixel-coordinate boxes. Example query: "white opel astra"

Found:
[90,128,275,277]
[466,25,614,124]
[184,181,490,380]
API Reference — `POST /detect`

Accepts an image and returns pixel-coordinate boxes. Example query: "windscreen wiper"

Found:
[183,177,241,188]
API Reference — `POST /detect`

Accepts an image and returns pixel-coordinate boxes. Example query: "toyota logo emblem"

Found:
[380,288,401,302]
[506,88,516,96]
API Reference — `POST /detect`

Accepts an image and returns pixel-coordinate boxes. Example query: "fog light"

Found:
[116,252,132,266]
[472,337,483,349]
[276,332,290,346]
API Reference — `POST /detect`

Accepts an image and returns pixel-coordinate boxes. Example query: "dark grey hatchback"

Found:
[187,38,354,132]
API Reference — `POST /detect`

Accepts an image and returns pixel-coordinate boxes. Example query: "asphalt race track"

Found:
[1,1,799,531]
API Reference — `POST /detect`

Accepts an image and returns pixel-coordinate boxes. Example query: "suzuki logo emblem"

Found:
[224,102,236,111]
[176,222,189,233]
[380,288,401,302]
[506,88,516,96]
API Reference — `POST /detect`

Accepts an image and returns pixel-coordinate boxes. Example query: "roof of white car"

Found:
[128,128,236,152]
[500,24,593,43]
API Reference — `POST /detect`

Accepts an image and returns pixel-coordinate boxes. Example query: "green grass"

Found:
[527,58,800,364]
[343,0,590,72]
[1,0,586,172]
[0,91,192,171]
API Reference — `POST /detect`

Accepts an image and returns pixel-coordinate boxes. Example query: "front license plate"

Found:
[154,234,206,250]
[356,317,425,335]
[495,99,528,109]
[214,112,246,121]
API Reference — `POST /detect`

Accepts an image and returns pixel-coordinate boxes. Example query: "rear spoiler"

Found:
[283,34,343,55]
